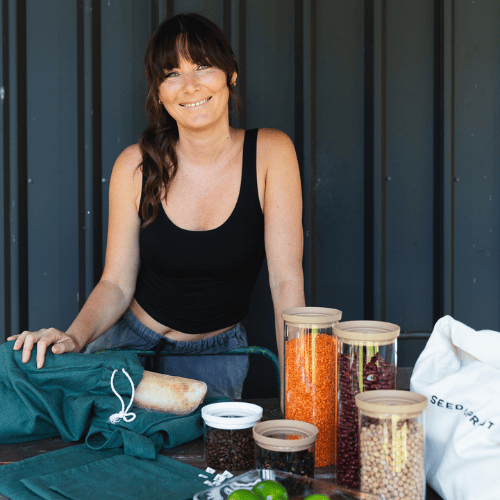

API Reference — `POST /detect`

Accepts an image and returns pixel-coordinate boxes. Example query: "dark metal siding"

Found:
[2,0,500,396]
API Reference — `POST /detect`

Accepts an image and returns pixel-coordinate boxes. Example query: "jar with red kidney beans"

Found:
[334,321,399,488]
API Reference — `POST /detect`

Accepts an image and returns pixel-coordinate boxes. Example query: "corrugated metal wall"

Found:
[2,1,499,397]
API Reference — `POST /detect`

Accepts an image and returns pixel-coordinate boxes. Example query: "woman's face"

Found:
[158,56,236,131]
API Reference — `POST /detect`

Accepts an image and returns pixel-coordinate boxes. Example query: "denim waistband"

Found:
[121,308,246,354]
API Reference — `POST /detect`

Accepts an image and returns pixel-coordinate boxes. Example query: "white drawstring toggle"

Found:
[108,368,137,424]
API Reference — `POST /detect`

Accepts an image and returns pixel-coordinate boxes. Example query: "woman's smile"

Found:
[179,96,212,108]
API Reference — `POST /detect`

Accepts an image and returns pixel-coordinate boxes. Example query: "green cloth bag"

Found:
[0,341,144,444]
[85,394,228,459]
[0,445,216,500]
[0,340,229,459]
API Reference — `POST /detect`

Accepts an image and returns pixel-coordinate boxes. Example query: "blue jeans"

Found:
[84,309,249,399]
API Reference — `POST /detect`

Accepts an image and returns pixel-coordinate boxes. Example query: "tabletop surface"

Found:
[0,368,443,500]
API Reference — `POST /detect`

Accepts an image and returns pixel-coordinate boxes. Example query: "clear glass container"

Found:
[282,307,342,468]
[201,402,262,471]
[335,320,399,487]
[253,419,318,477]
[356,390,427,500]
[194,469,381,500]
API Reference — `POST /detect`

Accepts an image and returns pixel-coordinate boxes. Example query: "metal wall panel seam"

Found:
[151,0,159,32]
[16,0,28,332]
[2,0,11,341]
[443,0,454,317]
[363,0,374,319]
[7,0,18,337]
[229,0,239,129]
[433,0,445,323]
[300,0,314,307]
[91,0,102,286]
[222,0,231,50]
[77,0,86,310]
[237,0,246,129]
[294,0,311,304]
[308,0,317,306]
[84,0,94,300]
[158,0,173,24]
[372,0,386,321]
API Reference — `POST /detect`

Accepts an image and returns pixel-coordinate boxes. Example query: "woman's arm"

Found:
[8,145,143,368]
[259,129,306,407]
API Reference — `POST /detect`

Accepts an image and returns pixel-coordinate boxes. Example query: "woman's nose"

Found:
[182,73,201,92]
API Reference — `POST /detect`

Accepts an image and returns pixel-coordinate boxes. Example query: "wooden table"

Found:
[0,369,443,499]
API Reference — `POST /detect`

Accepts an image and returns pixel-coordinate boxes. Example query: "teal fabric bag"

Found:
[86,399,215,459]
[0,445,215,500]
[0,341,229,458]
[0,341,144,444]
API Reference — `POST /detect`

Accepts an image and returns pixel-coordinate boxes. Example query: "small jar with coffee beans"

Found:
[253,419,318,477]
[202,402,262,471]
[355,390,428,500]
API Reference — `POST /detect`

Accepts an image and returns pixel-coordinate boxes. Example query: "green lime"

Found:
[252,480,288,500]
[228,489,260,500]
[303,495,330,500]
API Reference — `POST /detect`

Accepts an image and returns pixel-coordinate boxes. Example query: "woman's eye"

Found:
[165,71,179,79]
[197,65,210,70]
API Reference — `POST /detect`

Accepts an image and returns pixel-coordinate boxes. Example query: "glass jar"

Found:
[356,390,427,500]
[282,307,342,468]
[335,320,399,487]
[253,419,318,477]
[201,402,262,471]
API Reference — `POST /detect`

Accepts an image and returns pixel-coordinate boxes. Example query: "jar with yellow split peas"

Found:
[355,390,428,500]
[282,307,342,468]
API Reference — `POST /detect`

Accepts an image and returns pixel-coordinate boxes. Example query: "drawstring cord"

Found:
[108,368,137,424]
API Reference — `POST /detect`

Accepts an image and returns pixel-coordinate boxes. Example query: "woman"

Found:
[7,13,304,399]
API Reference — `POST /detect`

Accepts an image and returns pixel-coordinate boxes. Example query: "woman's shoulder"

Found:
[110,144,143,202]
[256,128,296,160]
[115,143,143,170]
[256,127,294,147]
[255,128,298,170]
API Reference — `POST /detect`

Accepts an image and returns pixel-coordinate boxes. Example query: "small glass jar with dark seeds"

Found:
[202,402,263,471]
[253,419,318,478]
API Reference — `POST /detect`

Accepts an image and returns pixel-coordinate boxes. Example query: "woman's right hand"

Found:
[7,329,82,369]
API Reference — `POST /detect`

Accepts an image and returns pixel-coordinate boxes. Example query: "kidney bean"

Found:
[336,347,395,488]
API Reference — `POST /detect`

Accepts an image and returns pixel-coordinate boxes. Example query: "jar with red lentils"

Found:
[282,307,342,468]
[355,390,427,500]
[335,320,399,488]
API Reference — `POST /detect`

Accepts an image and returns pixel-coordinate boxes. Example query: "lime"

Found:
[252,480,288,500]
[304,495,330,500]
[228,489,260,500]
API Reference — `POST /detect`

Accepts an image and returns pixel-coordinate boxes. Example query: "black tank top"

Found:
[134,129,265,334]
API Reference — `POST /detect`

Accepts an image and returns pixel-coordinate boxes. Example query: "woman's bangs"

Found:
[158,32,222,74]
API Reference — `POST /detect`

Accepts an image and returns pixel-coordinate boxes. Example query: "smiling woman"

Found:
[8,13,305,402]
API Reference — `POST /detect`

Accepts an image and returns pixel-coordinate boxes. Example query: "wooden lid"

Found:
[281,307,342,325]
[355,390,428,418]
[334,320,400,343]
[253,419,318,452]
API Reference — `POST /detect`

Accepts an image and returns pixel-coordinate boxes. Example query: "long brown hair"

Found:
[139,13,241,227]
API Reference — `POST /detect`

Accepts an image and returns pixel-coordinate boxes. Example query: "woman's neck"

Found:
[176,121,238,167]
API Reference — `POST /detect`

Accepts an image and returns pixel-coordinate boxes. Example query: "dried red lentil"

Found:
[284,332,337,467]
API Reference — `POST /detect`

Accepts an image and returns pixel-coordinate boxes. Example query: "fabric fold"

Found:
[0,341,144,444]
[21,454,214,500]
